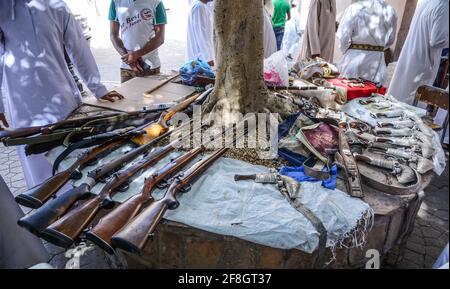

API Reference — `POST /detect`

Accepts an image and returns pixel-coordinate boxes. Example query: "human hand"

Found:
[99,91,125,103]
[0,113,9,130]
[121,52,142,65]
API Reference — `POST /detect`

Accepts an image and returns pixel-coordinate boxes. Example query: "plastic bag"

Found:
[264,51,289,87]
[179,58,215,86]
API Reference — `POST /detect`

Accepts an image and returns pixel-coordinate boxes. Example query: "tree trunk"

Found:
[203,0,268,123]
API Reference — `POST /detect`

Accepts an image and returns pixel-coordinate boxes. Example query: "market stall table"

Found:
[29,75,435,269]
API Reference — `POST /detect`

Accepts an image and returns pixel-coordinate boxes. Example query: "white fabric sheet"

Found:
[336,0,398,85]
[388,0,449,104]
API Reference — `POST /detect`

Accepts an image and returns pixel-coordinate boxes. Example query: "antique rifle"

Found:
[17,122,191,237]
[111,148,229,255]
[85,145,209,254]
[14,89,211,209]
[14,132,141,209]
[3,108,161,148]
[40,143,206,249]
[132,87,213,146]
[0,112,125,142]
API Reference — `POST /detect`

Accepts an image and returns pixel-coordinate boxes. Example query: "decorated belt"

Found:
[349,44,385,52]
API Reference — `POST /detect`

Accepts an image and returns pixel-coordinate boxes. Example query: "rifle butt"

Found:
[86,194,149,255]
[132,122,168,146]
[17,183,92,237]
[15,170,72,208]
[41,196,103,248]
[111,200,168,255]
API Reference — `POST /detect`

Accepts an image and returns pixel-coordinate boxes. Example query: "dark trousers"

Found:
[273,27,285,51]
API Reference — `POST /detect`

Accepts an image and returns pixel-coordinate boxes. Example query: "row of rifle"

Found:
[7,89,232,255]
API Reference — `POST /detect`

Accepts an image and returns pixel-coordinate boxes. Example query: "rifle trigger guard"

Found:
[179,184,191,194]
[116,182,130,192]
[70,170,83,180]
[168,200,180,210]
[101,198,115,209]
[156,180,169,190]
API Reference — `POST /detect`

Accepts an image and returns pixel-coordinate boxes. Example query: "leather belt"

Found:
[349,44,385,52]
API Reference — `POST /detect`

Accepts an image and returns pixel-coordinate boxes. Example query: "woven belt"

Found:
[349,44,385,52]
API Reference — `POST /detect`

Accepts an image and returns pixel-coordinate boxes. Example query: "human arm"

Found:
[121,25,166,65]
[121,1,167,66]
[62,5,120,102]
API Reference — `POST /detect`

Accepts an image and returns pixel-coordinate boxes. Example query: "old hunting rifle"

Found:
[14,89,210,209]
[17,121,192,237]
[111,148,229,255]
[41,136,207,249]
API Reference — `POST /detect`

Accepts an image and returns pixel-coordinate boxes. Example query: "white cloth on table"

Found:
[263,7,277,59]
[0,0,108,188]
[336,0,398,85]
[49,147,373,253]
[186,0,214,63]
[388,0,449,105]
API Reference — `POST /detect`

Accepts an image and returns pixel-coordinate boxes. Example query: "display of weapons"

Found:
[85,123,229,253]
[132,87,213,146]
[22,110,163,156]
[370,110,404,119]
[377,119,415,129]
[334,117,364,198]
[111,147,229,255]
[3,109,162,149]
[0,111,126,142]
[14,133,140,209]
[14,89,213,209]
[17,122,192,238]
[41,138,209,249]
[368,143,434,174]
[375,136,435,159]
[373,128,412,137]
[354,154,417,185]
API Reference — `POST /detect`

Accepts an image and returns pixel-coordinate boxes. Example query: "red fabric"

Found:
[328,78,387,100]
[302,123,339,159]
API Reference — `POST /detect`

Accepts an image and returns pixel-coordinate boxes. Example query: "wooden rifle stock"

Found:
[132,93,201,146]
[111,148,229,255]
[86,146,206,254]
[0,113,125,142]
[40,139,185,248]
[18,183,91,237]
[15,138,129,209]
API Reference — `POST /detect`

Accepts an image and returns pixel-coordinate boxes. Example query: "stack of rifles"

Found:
[1,89,229,255]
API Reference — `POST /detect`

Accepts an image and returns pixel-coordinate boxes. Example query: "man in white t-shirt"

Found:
[109,0,168,83]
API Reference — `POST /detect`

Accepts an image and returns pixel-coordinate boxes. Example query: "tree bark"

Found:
[203,0,268,123]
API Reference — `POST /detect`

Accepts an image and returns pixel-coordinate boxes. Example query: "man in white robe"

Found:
[186,0,215,66]
[281,1,303,60]
[0,0,117,188]
[336,0,397,85]
[388,0,449,105]
[297,0,336,62]
[264,0,277,59]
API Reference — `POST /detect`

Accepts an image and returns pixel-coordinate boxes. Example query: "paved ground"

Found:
[1,3,448,269]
